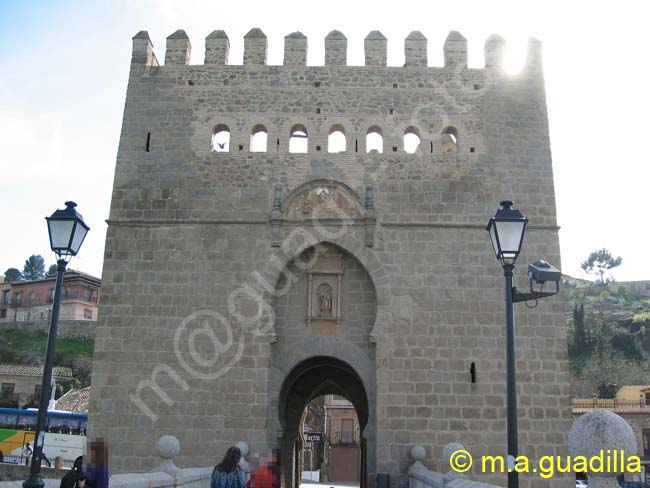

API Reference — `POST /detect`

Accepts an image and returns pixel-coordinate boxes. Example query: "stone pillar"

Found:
[484,34,505,68]
[525,37,543,75]
[244,28,267,65]
[131,31,158,66]
[404,31,427,67]
[443,31,467,69]
[325,30,347,66]
[364,31,387,67]
[205,30,229,65]
[283,32,307,66]
[165,30,191,65]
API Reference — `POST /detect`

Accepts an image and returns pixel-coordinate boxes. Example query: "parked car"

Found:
[576,480,588,488]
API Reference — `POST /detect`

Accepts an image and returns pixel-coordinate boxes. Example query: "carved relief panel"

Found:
[286,185,362,220]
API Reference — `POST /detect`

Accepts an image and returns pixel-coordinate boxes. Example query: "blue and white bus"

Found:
[0,407,87,467]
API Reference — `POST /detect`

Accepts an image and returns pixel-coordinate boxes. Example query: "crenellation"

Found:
[525,37,543,74]
[140,29,541,72]
[243,27,267,65]
[325,30,347,66]
[484,33,505,68]
[404,31,427,67]
[364,30,388,66]
[204,30,229,65]
[165,29,191,66]
[131,31,159,67]
[283,31,307,66]
[443,31,467,69]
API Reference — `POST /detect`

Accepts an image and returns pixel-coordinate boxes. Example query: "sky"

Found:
[0,0,649,282]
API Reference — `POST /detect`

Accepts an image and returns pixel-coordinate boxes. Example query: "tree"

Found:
[46,264,57,276]
[581,248,622,284]
[22,255,45,281]
[4,268,22,282]
[572,303,587,356]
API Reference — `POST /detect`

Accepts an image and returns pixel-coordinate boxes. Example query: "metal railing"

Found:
[572,398,650,410]
[329,429,359,445]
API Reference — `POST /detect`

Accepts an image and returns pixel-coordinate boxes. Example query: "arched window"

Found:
[250,125,268,152]
[212,124,230,152]
[404,127,421,154]
[441,126,458,154]
[366,126,383,153]
[289,125,308,153]
[328,125,346,153]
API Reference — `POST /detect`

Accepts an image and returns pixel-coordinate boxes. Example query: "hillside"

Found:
[0,329,94,389]
[563,278,650,397]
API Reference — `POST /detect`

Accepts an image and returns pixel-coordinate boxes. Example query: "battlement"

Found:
[131,29,543,72]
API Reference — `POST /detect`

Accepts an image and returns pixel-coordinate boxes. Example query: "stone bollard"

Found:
[151,435,181,475]
[568,410,638,488]
[407,445,443,488]
[236,442,251,482]
[442,442,468,483]
[408,446,427,488]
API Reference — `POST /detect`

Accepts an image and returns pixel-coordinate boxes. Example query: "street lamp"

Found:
[487,200,527,488]
[24,201,89,488]
[487,200,560,488]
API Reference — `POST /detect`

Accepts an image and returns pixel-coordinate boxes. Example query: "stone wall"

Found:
[89,29,571,488]
[0,464,67,483]
[0,320,95,340]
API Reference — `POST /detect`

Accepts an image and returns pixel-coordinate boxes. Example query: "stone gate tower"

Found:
[90,28,572,488]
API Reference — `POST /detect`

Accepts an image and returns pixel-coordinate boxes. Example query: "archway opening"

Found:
[301,394,362,488]
[278,357,369,488]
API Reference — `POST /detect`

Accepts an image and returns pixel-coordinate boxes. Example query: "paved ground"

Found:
[301,482,360,488]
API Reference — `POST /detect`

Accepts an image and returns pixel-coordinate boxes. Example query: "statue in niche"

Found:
[317,284,333,318]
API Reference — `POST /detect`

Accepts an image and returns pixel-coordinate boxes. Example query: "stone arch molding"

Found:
[255,234,390,345]
[283,179,364,221]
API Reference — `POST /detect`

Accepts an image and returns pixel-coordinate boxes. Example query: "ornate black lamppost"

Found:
[487,200,561,488]
[24,201,89,488]
[487,200,527,488]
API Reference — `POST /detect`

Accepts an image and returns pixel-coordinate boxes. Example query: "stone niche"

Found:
[306,247,344,335]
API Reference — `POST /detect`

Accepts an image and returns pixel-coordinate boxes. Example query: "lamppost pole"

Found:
[503,263,518,488]
[486,201,527,488]
[487,200,562,488]
[23,201,89,488]
[23,259,67,488]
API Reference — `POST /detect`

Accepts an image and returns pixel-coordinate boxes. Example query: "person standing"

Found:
[42,450,52,468]
[60,456,84,488]
[85,439,109,488]
[23,443,33,466]
[248,451,280,488]
[211,446,246,488]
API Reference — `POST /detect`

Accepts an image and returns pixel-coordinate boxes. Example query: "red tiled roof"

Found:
[55,387,89,413]
[0,363,72,378]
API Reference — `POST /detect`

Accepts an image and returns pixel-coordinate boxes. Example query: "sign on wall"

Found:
[304,432,323,443]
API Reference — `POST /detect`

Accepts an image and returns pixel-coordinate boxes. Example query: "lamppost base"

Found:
[23,474,45,488]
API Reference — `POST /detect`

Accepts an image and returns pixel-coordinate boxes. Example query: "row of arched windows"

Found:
[211,124,461,154]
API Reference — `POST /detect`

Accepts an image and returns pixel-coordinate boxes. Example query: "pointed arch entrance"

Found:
[278,356,370,488]
[269,242,378,488]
